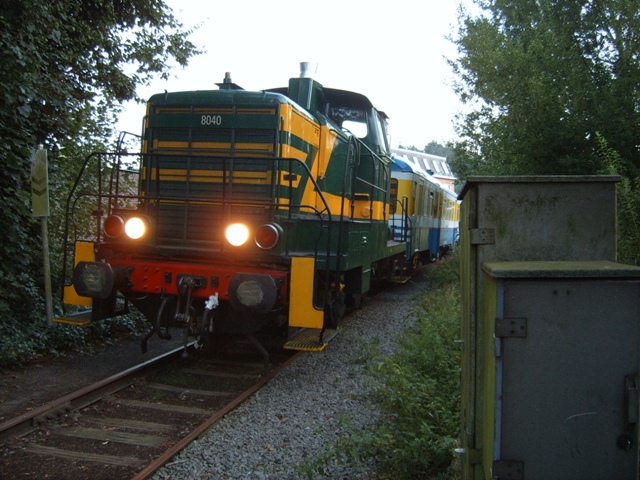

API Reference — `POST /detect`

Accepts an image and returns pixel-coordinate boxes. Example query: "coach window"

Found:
[427,190,435,217]
[417,185,425,215]
[430,191,437,217]
[389,178,398,214]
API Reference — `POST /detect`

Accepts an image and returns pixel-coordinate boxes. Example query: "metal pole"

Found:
[41,217,53,326]
[31,146,52,326]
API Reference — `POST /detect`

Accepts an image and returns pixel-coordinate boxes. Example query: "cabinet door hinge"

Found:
[495,317,527,338]
[470,228,495,245]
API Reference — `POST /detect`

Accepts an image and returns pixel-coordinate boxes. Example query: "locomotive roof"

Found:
[146,88,319,122]
[266,86,388,119]
[147,89,295,106]
[148,85,387,121]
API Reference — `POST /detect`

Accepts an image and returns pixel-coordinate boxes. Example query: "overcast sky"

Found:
[118,0,469,149]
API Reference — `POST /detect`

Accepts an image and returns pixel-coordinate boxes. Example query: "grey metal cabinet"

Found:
[482,261,640,480]
[457,176,639,479]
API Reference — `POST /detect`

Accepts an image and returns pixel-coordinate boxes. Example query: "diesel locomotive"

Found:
[59,64,458,353]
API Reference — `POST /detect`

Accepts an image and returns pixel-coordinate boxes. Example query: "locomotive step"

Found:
[52,310,92,326]
[283,328,338,352]
[53,305,128,326]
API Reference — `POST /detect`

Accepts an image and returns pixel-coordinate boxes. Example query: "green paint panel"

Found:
[148,113,278,129]
[148,90,289,108]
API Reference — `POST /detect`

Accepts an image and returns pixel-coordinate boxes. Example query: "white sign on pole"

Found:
[31,146,49,217]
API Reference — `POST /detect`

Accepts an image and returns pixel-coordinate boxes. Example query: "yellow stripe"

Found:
[154,106,190,113]
[299,125,337,214]
[145,168,270,184]
[289,257,323,329]
[289,122,387,221]
[317,192,388,220]
[63,242,94,307]
[317,127,338,180]
[279,144,308,162]
[153,140,274,152]
[279,104,320,148]
[149,151,273,158]
[235,107,277,114]
[148,199,270,209]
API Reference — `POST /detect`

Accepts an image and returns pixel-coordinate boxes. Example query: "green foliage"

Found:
[0,311,149,367]
[363,257,461,479]
[449,0,640,177]
[0,0,200,366]
[597,134,640,266]
[423,141,455,160]
[302,256,462,479]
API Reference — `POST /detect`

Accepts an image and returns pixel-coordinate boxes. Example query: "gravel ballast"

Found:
[152,275,429,480]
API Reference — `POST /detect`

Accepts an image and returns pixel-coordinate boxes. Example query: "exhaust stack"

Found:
[299,62,318,78]
[216,72,244,90]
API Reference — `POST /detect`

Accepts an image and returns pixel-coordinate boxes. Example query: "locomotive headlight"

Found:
[124,217,146,240]
[73,261,115,299]
[236,280,264,308]
[104,215,125,238]
[225,223,249,246]
[229,273,278,313]
[255,223,282,250]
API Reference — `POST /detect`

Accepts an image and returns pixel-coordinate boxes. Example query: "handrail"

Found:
[389,195,413,243]
[352,138,391,196]
[59,152,334,306]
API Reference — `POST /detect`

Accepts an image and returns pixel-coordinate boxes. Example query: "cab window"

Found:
[329,106,368,138]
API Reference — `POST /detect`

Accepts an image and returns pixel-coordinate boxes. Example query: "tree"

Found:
[0,0,199,347]
[449,0,640,177]
[423,141,455,159]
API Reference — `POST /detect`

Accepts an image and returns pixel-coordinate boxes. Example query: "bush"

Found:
[596,134,640,266]
[363,255,461,479]
[0,309,149,367]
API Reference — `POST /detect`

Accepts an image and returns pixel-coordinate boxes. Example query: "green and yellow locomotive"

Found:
[61,65,456,352]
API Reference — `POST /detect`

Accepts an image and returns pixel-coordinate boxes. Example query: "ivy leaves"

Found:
[0,0,199,337]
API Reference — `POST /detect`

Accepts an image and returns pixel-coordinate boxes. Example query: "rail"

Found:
[0,343,301,479]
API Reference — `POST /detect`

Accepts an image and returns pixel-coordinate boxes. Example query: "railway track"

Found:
[0,339,299,479]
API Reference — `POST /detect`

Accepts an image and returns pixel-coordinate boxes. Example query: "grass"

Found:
[301,252,462,479]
